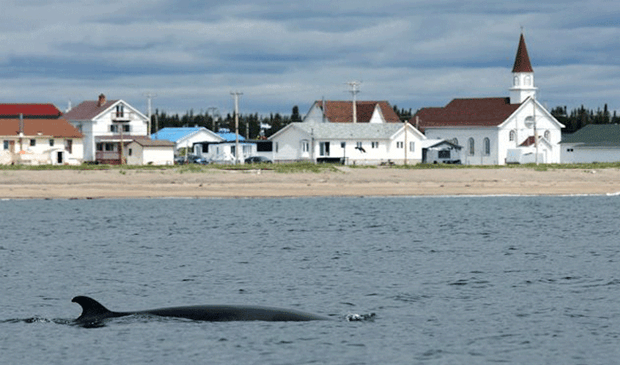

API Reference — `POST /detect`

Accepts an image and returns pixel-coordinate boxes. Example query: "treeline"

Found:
[150,103,619,138]
[550,104,620,134]
[150,106,303,139]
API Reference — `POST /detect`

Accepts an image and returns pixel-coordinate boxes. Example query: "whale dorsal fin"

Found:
[72,296,118,322]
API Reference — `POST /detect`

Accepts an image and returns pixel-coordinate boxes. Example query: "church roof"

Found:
[313,101,401,123]
[512,33,533,73]
[412,97,521,131]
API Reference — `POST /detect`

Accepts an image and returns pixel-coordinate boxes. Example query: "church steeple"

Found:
[510,32,537,104]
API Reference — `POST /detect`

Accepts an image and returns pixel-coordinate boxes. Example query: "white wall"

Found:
[561,144,620,164]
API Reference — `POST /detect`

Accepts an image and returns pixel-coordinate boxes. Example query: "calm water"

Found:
[1,195,620,364]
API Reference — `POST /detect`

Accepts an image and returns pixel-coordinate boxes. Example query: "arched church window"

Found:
[544,130,550,140]
[513,76,520,86]
[509,130,515,142]
[525,75,531,86]
[468,138,475,156]
[483,138,491,156]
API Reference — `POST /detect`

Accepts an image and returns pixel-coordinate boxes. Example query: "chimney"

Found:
[97,93,106,107]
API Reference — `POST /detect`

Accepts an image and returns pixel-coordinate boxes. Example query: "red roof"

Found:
[0,104,63,118]
[63,100,119,120]
[412,97,521,131]
[512,33,533,73]
[520,136,536,147]
[315,101,401,123]
[0,118,83,138]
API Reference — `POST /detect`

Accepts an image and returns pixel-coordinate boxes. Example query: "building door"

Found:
[57,151,64,164]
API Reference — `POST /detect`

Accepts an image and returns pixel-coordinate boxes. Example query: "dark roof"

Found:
[131,139,175,147]
[0,104,63,118]
[520,136,537,147]
[63,100,119,120]
[512,33,533,73]
[0,118,83,138]
[561,124,620,146]
[412,97,521,131]
[315,101,401,123]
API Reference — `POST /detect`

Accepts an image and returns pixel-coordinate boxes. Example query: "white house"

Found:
[1,117,83,165]
[64,94,150,164]
[412,33,564,165]
[269,122,426,165]
[152,127,223,156]
[303,100,402,124]
[126,138,175,165]
[560,124,620,163]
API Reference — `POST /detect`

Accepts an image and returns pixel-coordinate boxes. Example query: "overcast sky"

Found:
[1,0,619,118]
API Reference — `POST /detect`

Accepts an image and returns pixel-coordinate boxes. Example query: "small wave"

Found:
[1,317,72,325]
[345,313,376,322]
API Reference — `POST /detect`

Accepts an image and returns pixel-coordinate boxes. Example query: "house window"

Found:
[243,145,252,155]
[128,148,133,156]
[483,138,490,156]
[301,140,310,152]
[509,130,515,142]
[115,105,124,118]
[356,142,363,149]
[409,141,415,152]
[341,142,346,149]
[438,150,450,159]
[231,146,235,157]
[123,124,130,133]
[110,124,118,133]
[3,140,8,150]
[371,142,379,148]
[396,141,404,148]
[319,142,330,156]
[65,139,72,154]
[275,142,279,153]
[544,130,550,140]
[468,138,475,156]
[49,139,55,147]
[30,139,36,147]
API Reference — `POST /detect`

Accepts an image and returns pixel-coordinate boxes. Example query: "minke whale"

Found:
[72,296,332,325]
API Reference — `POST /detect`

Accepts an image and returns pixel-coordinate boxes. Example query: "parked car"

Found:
[244,156,272,164]
[175,155,209,165]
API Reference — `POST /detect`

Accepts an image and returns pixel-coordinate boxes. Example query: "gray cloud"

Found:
[1,0,619,116]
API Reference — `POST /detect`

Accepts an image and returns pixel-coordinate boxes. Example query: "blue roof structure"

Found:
[152,127,203,142]
[218,132,245,142]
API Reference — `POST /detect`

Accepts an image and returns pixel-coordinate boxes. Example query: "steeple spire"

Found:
[509,32,537,104]
[512,33,533,73]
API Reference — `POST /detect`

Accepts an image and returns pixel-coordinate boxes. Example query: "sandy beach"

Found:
[1,167,620,199]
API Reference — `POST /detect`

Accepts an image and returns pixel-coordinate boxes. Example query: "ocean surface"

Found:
[1,195,619,364]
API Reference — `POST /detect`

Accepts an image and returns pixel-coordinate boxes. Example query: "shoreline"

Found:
[1,167,620,200]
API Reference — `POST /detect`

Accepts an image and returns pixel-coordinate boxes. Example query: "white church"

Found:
[412,33,564,165]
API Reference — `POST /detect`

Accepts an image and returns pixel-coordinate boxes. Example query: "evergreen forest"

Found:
[149,104,620,140]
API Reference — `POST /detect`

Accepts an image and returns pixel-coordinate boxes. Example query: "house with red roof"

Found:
[303,100,402,124]
[0,117,83,165]
[411,33,564,165]
[64,94,155,164]
[0,103,63,119]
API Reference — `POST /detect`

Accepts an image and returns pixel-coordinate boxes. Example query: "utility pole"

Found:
[347,81,361,123]
[145,92,157,136]
[231,91,243,164]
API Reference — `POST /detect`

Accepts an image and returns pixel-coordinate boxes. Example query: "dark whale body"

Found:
[72,296,331,325]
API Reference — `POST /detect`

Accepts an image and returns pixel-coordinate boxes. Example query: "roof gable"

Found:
[0,104,63,118]
[313,100,401,123]
[0,118,83,138]
[63,99,120,120]
[413,97,521,130]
